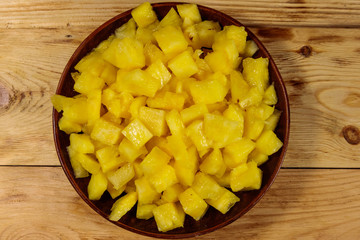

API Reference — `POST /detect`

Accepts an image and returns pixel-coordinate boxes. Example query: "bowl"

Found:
[53,2,290,238]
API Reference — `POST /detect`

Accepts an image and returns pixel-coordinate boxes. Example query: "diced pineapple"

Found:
[189,74,228,104]
[67,146,89,178]
[173,145,198,186]
[129,96,147,119]
[214,171,231,188]
[168,50,199,78]
[146,92,185,111]
[140,146,171,176]
[87,90,102,125]
[91,118,123,145]
[58,116,82,134]
[230,161,262,192]
[204,50,233,75]
[158,7,182,28]
[166,134,188,162]
[192,172,223,200]
[136,27,156,45]
[248,149,269,166]
[69,133,94,153]
[185,120,211,153]
[148,165,178,193]
[203,113,242,148]
[206,188,240,214]
[109,192,137,221]
[239,87,263,109]
[177,4,201,25]
[88,171,108,200]
[74,71,105,95]
[165,109,186,136]
[135,177,161,205]
[102,89,134,119]
[96,146,125,173]
[107,182,126,199]
[106,163,135,190]
[74,152,100,175]
[115,18,136,39]
[255,130,283,155]
[199,148,226,178]
[143,43,166,66]
[131,2,157,28]
[101,111,122,126]
[179,188,208,221]
[162,183,184,203]
[264,109,282,131]
[247,103,275,121]
[153,202,185,232]
[74,51,107,77]
[145,136,173,157]
[94,35,115,53]
[154,25,188,56]
[212,36,241,70]
[243,40,259,58]
[223,104,245,123]
[136,204,157,220]
[146,59,172,88]
[138,106,168,137]
[180,103,208,126]
[263,84,278,105]
[243,110,265,140]
[103,37,145,70]
[118,138,148,163]
[242,57,269,92]
[51,94,74,112]
[62,97,88,124]
[223,138,256,168]
[121,119,153,149]
[230,70,249,103]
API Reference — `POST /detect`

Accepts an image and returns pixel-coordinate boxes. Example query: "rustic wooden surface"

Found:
[0,0,359,239]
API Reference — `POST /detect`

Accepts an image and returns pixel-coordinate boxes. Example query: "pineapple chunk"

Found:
[191,172,223,200]
[51,94,74,112]
[239,87,263,109]
[103,37,145,70]
[199,148,226,178]
[217,25,247,54]
[168,50,199,78]
[129,96,147,119]
[118,138,148,163]
[154,25,188,56]
[179,188,208,221]
[165,109,186,136]
[90,118,123,145]
[242,57,269,92]
[223,138,256,168]
[230,70,249,103]
[67,146,89,178]
[230,162,262,192]
[148,164,178,193]
[135,177,161,205]
[62,97,88,124]
[74,51,107,77]
[122,119,153,149]
[69,133,94,154]
[87,90,102,124]
[115,18,136,39]
[88,171,108,200]
[189,74,228,104]
[109,192,138,221]
[102,90,134,119]
[136,27,156,45]
[144,43,166,66]
[158,7,182,28]
[248,149,269,166]
[206,188,240,214]
[244,40,259,58]
[58,117,82,134]
[243,110,265,140]
[146,59,172,88]
[223,104,245,123]
[74,71,104,95]
[136,204,156,220]
[162,183,184,203]
[177,4,201,24]
[106,163,135,190]
[180,103,208,126]
[138,106,168,137]
[153,202,185,232]
[131,2,157,28]
[96,146,126,173]
[146,92,185,111]
[185,21,221,49]
[74,152,100,175]
[264,109,282,131]
[256,130,283,155]
[185,120,211,153]
[140,146,171,176]
[167,134,188,162]
[107,182,126,199]
[145,136,173,157]
[173,145,198,187]
[204,50,233,75]
[263,84,278,105]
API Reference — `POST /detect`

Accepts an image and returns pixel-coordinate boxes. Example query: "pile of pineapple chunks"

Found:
[52,2,283,232]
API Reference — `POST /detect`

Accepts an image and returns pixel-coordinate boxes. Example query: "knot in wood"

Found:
[342,125,360,145]
[299,45,312,57]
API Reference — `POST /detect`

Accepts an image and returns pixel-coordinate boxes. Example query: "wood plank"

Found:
[0,167,359,239]
[1,0,360,29]
[1,26,359,167]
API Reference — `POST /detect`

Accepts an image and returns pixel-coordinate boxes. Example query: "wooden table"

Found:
[1,0,359,239]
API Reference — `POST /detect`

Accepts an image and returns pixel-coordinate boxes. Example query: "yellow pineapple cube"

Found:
[199,148,226,178]
[88,171,108,200]
[148,164,178,193]
[103,37,145,70]
[206,188,240,214]
[223,138,255,168]
[168,50,199,78]
[162,183,184,203]
[145,136,173,157]
[153,202,185,232]
[146,59,172,88]
[179,188,208,221]
[87,90,102,125]
[146,91,185,111]
[244,40,259,58]
[140,146,171,176]
[191,172,223,200]
[107,182,126,199]
[185,120,211,153]
[239,87,263,109]
[62,97,88,124]
[58,116,82,134]
[135,177,161,205]
[177,4,201,24]
[244,110,265,140]
[51,94,74,112]
[256,130,283,155]
[69,133,94,153]
[223,104,245,123]
[204,50,233,74]
[230,162,262,192]
[214,171,231,188]
[74,51,106,77]
[74,152,100,175]
[173,145,198,187]
[165,109,186,137]
[138,106,168,137]
[263,84,278,105]
[180,103,208,126]
[129,96,147,119]
[131,2,157,28]
[136,27,156,45]
[136,204,156,220]
[102,90,134,119]
[189,74,228,104]
[115,18,136,39]
[219,25,247,54]
[106,163,135,190]
[247,103,275,121]
[144,43,166,66]
[109,192,138,221]
[154,25,188,56]
[158,7,182,28]
[118,138,148,163]
[264,109,281,131]
[248,149,269,166]
[166,134,188,162]
[94,35,115,53]
[74,71,104,95]
[96,146,126,173]
[185,21,221,49]
[101,111,122,126]
[91,118,123,145]
[242,57,269,92]
[67,146,89,178]
[212,37,240,70]
[122,119,153,149]
[230,70,249,103]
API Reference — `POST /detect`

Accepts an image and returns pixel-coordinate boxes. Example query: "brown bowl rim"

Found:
[53,2,290,239]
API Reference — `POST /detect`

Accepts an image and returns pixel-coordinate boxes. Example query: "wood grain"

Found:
[0,167,359,239]
[1,0,360,29]
[1,26,359,167]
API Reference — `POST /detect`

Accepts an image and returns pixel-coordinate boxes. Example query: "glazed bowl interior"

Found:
[53,2,290,239]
